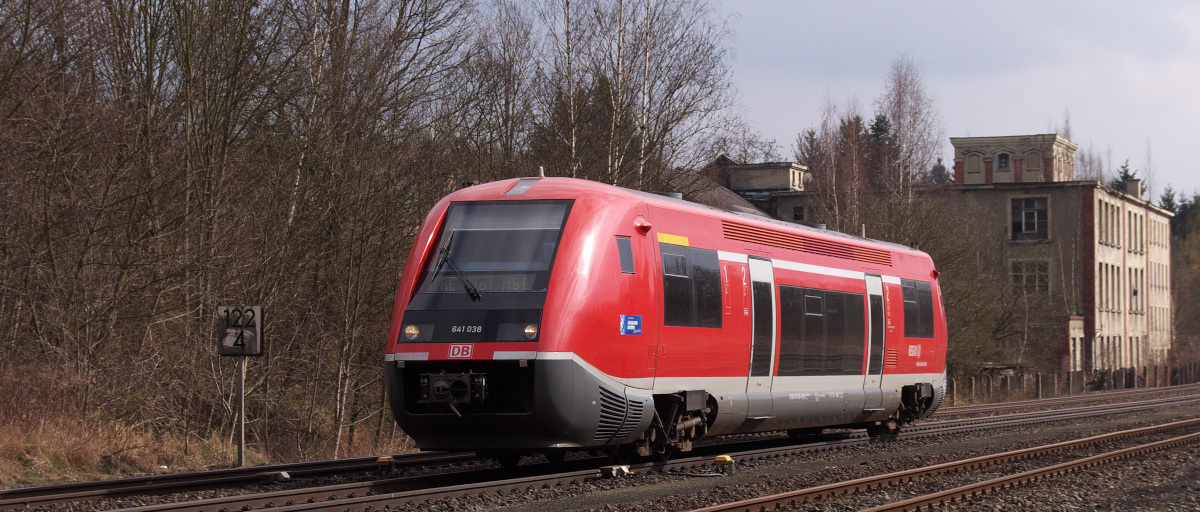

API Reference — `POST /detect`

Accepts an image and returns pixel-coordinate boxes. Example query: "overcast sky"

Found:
[720,0,1200,200]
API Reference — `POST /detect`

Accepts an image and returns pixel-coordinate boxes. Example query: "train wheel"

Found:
[607,444,634,465]
[866,418,900,438]
[652,446,675,463]
[495,452,522,468]
[786,427,824,438]
[544,450,566,465]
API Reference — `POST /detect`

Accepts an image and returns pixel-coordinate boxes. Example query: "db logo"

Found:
[448,344,473,358]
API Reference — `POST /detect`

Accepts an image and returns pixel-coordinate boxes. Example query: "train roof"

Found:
[447,177,930,262]
[625,187,917,254]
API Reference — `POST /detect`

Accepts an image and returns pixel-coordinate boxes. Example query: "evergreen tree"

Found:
[1172,194,1198,240]
[1108,160,1139,194]
[931,157,949,185]
[1159,186,1178,214]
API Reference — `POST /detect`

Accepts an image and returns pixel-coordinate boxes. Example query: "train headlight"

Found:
[404,324,420,340]
[524,324,539,339]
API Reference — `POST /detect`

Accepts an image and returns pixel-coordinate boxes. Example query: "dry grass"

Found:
[0,416,253,488]
[0,366,418,489]
[0,367,254,489]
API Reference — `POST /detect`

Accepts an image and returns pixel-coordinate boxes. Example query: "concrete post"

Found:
[968,376,976,404]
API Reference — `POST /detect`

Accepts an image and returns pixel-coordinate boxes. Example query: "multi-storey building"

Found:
[715,134,1173,385]
[946,135,1173,382]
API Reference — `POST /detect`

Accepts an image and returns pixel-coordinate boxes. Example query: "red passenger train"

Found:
[384,177,947,465]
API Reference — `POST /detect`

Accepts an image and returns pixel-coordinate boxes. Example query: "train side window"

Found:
[901,279,934,338]
[824,292,846,375]
[917,281,934,338]
[844,292,865,374]
[778,287,865,376]
[692,248,722,328]
[616,237,635,274]
[802,291,825,375]
[659,243,722,328]
[662,247,692,326]
[778,286,803,374]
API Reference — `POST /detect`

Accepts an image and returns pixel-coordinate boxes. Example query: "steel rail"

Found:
[860,429,1200,512]
[683,395,1200,468]
[6,383,1186,510]
[106,392,1200,512]
[684,417,1200,512]
[0,450,475,509]
[904,393,1200,435]
[936,382,1200,416]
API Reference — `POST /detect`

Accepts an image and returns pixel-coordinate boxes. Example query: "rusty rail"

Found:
[8,389,1194,512]
[102,395,1200,512]
[862,429,1200,511]
[0,450,475,510]
[685,417,1200,512]
[133,395,1200,512]
[936,381,1200,416]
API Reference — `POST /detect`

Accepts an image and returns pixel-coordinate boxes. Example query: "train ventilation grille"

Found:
[885,349,899,368]
[615,400,642,439]
[722,221,893,266]
[595,387,627,441]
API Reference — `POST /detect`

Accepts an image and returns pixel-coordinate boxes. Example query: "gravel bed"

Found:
[946,441,1200,511]
[18,457,506,512]
[19,396,1200,512]
[379,404,1200,512]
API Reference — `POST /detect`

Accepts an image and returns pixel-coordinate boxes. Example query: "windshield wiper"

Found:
[431,231,482,302]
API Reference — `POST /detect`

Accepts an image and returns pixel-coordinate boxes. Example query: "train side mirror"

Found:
[634,216,652,237]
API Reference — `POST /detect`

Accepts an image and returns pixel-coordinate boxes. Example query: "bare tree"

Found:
[1143,137,1155,199]
[1054,108,1072,142]
[704,113,779,164]
[1074,141,1107,182]
[0,0,756,470]
[448,0,539,183]
[874,56,944,197]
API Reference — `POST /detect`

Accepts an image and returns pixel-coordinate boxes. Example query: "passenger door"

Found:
[863,274,886,410]
[745,256,776,418]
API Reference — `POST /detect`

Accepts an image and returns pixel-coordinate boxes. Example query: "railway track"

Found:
[0,450,475,510]
[934,381,1200,417]
[5,384,1195,511]
[863,430,1200,511]
[90,391,1200,512]
[687,417,1200,512]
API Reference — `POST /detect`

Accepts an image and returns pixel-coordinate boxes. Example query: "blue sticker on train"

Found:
[620,315,642,335]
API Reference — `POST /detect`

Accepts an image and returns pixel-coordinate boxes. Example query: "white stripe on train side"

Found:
[717,250,909,284]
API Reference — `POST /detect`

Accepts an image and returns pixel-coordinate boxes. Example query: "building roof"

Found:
[949,133,1079,152]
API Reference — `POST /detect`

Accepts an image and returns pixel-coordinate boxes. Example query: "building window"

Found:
[792,206,805,222]
[1011,198,1048,240]
[1012,261,1049,295]
[967,155,982,172]
[1024,152,1039,171]
[997,153,1009,170]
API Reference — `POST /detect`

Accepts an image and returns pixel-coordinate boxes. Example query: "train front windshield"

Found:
[419,200,573,294]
